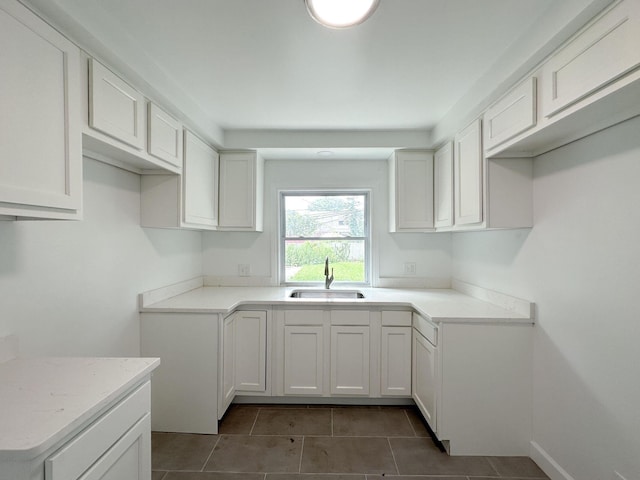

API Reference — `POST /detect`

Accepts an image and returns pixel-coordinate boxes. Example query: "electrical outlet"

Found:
[238,264,250,277]
[613,471,628,480]
[404,262,417,275]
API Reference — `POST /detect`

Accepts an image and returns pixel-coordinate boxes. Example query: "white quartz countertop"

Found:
[140,285,534,324]
[0,357,160,459]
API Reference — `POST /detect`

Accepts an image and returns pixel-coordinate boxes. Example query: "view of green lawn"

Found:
[289,261,364,282]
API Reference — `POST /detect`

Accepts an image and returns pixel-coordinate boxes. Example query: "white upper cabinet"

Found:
[541,0,640,118]
[148,102,183,169]
[484,77,537,150]
[433,142,453,229]
[140,130,218,230]
[218,151,264,231]
[0,0,82,220]
[453,120,483,226]
[389,150,434,232]
[183,131,218,228]
[89,58,145,150]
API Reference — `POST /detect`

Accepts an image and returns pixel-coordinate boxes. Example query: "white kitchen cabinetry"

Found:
[453,119,483,226]
[81,55,182,174]
[221,314,236,414]
[0,0,82,220]
[148,102,183,168]
[410,311,533,456]
[220,310,268,415]
[330,309,371,395]
[380,311,412,396]
[141,130,219,230]
[542,0,640,118]
[45,383,151,480]
[433,142,453,229]
[0,358,157,480]
[445,118,533,231]
[218,151,264,231]
[412,313,439,433]
[281,309,326,395]
[89,58,145,150]
[140,313,219,434]
[484,77,537,150]
[388,150,434,232]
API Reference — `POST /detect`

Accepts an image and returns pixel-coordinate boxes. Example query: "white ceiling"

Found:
[24,0,606,156]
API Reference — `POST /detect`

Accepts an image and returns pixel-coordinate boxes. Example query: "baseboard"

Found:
[530,441,576,480]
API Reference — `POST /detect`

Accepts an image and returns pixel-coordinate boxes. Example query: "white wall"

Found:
[0,158,202,357]
[202,158,451,286]
[451,117,640,480]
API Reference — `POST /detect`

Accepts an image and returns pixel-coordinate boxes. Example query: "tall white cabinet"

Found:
[453,119,483,226]
[0,0,82,220]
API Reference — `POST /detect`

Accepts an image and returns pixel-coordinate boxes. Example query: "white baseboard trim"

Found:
[530,441,576,480]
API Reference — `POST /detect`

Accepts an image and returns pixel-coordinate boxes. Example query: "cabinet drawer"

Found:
[412,313,438,346]
[45,381,150,480]
[331,310,370,326]
[381,311,412,327]
[284,309,324,325]
[484,77,536,149]
[542,0,640,117]
[89,58,145,149]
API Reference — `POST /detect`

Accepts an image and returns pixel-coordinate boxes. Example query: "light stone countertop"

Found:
[0,356,160,459]
[140,284,534,324]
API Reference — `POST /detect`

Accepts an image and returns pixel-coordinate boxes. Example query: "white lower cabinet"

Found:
[381,326,412,396]
[283,325,325,395]
[412,326,438,432]
[330,326,370,395]
[45,382,151,480]
[140,313,219,434]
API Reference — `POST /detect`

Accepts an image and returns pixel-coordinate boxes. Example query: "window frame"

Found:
[279,189,371,286]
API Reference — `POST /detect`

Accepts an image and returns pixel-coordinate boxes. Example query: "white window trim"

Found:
[279,189,371,286]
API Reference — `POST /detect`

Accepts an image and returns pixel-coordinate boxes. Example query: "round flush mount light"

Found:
[317,150,334,157]
[305,0,380,29]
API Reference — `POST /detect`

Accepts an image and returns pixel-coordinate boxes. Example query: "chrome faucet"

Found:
[324,257,334,289]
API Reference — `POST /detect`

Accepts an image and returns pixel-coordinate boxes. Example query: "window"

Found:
[280,191,369,285]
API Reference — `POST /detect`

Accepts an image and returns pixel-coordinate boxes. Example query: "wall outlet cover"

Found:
[238,264,250,276]
[404,262,417,275]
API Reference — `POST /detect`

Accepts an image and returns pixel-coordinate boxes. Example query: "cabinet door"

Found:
[542,0,640,117]
[283,325,324,395]
[380,326,411,396]
[89,58,145,149]
[234,311,267,392]
[484,77,537,149]
[183,131,219,227]
[434,142,453,229]
[412,331,438,432]
[454,119,483,226]
[330,326,370,396]
[221,314,236,412]
[389,151,434,231]
[219,152,264,231]
[0,0,81,218]
[148,102,182,168]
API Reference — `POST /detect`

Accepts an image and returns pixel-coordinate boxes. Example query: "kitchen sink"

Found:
[289,289,365,299]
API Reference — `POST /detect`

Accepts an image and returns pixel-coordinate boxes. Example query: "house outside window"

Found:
[280,191,370,285]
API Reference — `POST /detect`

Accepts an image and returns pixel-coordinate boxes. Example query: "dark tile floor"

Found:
[152,405,549,480]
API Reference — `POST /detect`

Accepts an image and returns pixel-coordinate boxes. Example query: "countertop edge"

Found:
[0,357,160,460]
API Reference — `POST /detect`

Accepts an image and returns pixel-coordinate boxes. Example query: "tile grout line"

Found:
[331,407,334,436]
[298,435,306,474]
[249,407,261,436]
[386,436,401,476]
[200,434,221,472]
[485,455,501,477]
[404,408,418,437]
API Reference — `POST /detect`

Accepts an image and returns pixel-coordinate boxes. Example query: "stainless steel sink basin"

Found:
[289,289,365,299]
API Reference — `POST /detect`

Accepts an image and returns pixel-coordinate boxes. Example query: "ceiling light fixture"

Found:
[305,0,380,29]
